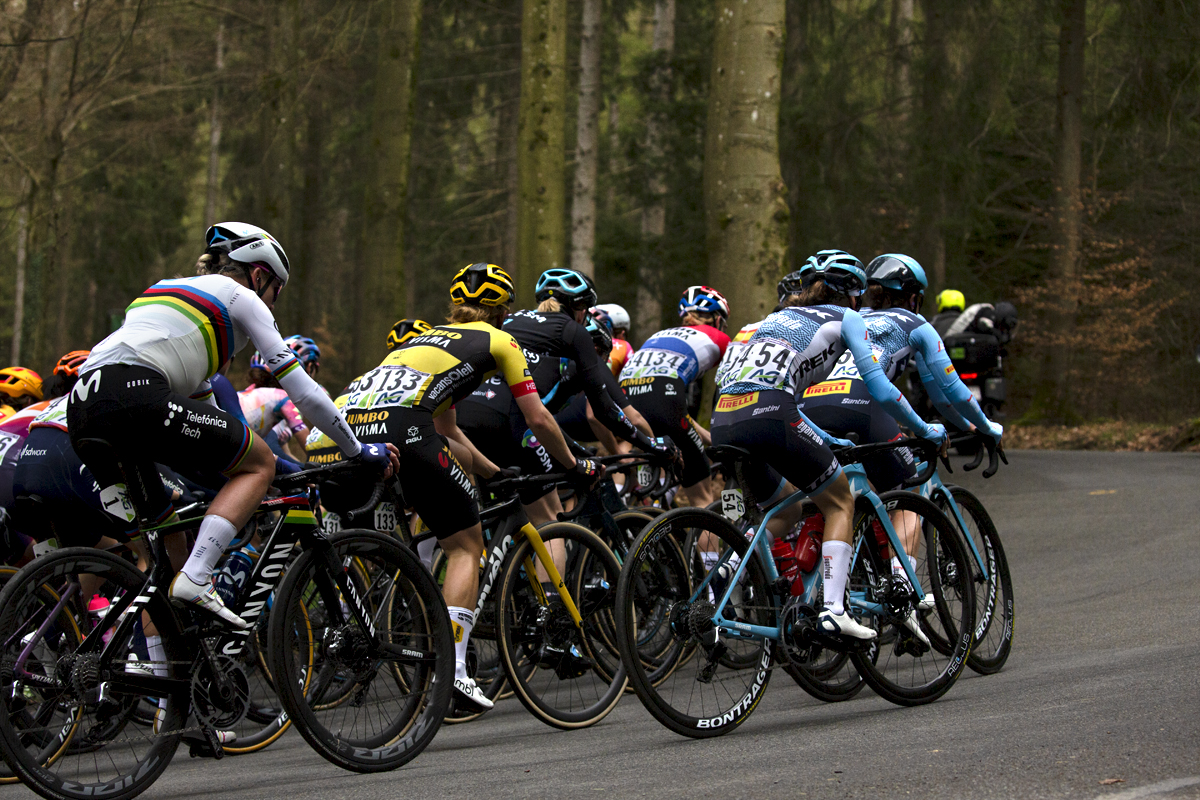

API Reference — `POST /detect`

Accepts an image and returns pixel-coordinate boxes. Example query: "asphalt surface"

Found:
[5,450,1199,799]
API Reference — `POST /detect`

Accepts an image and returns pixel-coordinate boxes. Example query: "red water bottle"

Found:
[872,519,890,559]
[795,514,824,573]
[771,538,801,595]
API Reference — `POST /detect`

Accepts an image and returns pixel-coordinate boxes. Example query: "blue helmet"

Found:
[284,335,321,367]
[811,250,866,297]
[678,285,730,320]
[866,254,928,295]
[535,268,598,310]
[584,314,613,357]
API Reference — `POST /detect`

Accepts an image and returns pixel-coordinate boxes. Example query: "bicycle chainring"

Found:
[190,655,250,730]
[779,599,822,666]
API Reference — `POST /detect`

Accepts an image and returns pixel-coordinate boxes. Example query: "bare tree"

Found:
[569,0,602,278]
[633,0,674,341]
[203,17,224,228]
[355,0,421,372]
[704,0,787,334]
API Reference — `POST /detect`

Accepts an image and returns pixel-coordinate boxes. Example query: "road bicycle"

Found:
[614,437,976,738]
[0,444,453,800]
[916,432,1013,673]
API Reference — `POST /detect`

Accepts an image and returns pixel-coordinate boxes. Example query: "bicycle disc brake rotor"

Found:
[324,624,375,682]
[191,655,250,729]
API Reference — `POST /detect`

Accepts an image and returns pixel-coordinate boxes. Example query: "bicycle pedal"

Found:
[183,731,223,760]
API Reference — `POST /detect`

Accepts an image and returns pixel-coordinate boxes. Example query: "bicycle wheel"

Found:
[428,548,508,723]
[495,522,626,729]
[942,485,1014,674]
[849,493,975,706]
[615,508,775,739]
[268,529,453,772]
[0,548,188,800]
[220,612,296,754]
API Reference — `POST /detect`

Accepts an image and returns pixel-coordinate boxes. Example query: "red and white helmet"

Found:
[678,286,730,321]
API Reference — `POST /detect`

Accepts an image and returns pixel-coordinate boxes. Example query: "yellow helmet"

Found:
[936,289,965,313]
[449,263,514,307]
[386,319,433,351]
[0,367,43,402]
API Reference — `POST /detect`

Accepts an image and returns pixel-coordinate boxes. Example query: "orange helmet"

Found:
[53,350,90,379]
[0,367,43,402]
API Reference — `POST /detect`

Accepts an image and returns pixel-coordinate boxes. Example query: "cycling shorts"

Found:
[711,390,841,501]
[66,365,256,526]
[12,427,129,546]
[797,380,915,492]
[313,406,480,537]
[621,376,709,487]
[456,402,558,505]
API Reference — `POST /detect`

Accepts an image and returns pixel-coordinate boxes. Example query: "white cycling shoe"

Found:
[818,608,877,640]
[454,675,494,711]
[169,573,249,630]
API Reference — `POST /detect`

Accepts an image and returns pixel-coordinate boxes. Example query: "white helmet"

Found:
[594,303,630,331]
[205,222,290,288]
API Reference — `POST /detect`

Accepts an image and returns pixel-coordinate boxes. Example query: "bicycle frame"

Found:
[911,462,991,582]
[694,462,926,644]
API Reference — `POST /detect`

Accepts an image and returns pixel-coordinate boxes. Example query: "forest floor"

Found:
[1006,419,1200,451]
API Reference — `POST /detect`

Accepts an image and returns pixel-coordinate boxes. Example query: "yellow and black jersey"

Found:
[349,321,535,416]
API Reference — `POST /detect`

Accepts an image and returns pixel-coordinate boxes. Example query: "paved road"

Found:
[6,451,1199,799]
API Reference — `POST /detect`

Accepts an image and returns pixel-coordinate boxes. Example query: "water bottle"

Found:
[771,537,803,596]
[795,513,824,573]
[214,546,258,607]
[88,594,113,644]
[872,519,890,560]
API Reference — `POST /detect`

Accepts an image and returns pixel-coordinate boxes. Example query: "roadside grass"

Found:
[1006,419,1200,452]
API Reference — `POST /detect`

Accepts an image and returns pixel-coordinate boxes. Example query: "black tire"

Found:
[427,548,508,724]
[221,612,295,754]
[267,530,453,772]
[0,548,187,800]
[941,485,1014,674]
[615,508,775,739]
[495,522,627,729]
[849,493,975,706]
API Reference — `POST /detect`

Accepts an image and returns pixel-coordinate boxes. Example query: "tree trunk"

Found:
[355,0,421,373]
[704,0,787,336]
[516,0,568,307]
[569,0,602,278]
[915,0,948,300]
[204,18,225,228]
[892,0,914,128]
[1036,0,1086,421]
[633,0,675,341]
[295,84,325,333]
[10,177,31,365]
[779,0,808,272]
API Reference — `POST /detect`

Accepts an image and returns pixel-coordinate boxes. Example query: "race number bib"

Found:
[721,489,745,522]
[622,349,688,381]
[344,364,429,410]
[321,511,342,536]
[373,502,397,533]
[716,340,799,393]
[0,432,21,462]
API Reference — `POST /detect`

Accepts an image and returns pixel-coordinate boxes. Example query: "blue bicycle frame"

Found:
[689,462,926,644]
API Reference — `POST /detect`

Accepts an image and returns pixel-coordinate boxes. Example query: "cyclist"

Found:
[619,285,730,508]
[0,367,43,419]
[284,334,322,379]
[590,304,633,377]
[799,255,1004,616]
[306,263,605,710]
[239,352,309,460]
[65,221,397,630]
[930,289,965,336]
[386,318,433,351]
[711,251,947,641]
[457,268,669,526]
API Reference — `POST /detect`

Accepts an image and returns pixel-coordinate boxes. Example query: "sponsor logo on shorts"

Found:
[620,377,654,386]
[664,383,677,396]
[19,447,47,458]
[715,392,758,412]
[841,398,870,405]
[346,410,390,425]
[354,422,389,437]
[751,405,780,416]
[184,410,227,428]
[803,380,852,397]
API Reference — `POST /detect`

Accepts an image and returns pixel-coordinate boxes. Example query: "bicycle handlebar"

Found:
[831,437,942,489]
[951,431,1007,478]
